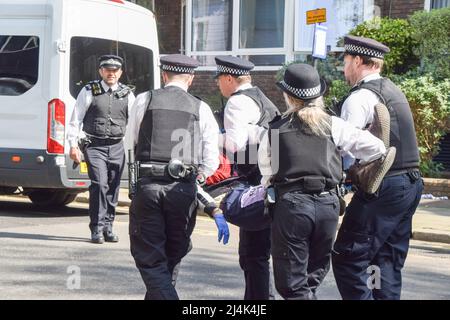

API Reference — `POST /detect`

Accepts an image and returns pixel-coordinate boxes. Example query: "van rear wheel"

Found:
[27,189,77,208]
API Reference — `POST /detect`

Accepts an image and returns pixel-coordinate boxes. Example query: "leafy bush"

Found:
[395,76,450,177]
[277,53,345,83]
[315,55,346,84]
[409,8,450,80]
[349,17,419,76]
[323,80,351,113]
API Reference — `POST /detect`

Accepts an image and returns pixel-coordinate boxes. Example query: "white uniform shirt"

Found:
[126,81,219,177]
[341,73,382,129]
[340,73,382,168]
[222,83,265,153]
[67,80,136,148]
[258,116,387,186]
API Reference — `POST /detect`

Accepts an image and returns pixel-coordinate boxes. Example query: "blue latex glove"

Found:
[213,212,229,245]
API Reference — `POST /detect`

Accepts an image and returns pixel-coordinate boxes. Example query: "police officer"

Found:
[127,54,224,300]
[67,54,135,244]
[215,56,280,300]
[332,35,424,300]
[258,63,389,300]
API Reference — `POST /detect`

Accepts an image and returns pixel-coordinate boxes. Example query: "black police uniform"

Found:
[332,36,424,300]
[270,115,341,300]
[81,55,131,242]
[265,63,342,300]
[215,56,280,300]
[129,55,203,300]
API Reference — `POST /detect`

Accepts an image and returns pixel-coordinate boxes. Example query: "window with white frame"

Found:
[295,0,374,52]
[187,0,287,68]
[186,0,374,69]
[191,0,233,52]
[431,0,450,9]
[239,0,285,49]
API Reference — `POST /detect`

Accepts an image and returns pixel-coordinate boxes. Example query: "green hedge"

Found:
[409,7,450,81]
[395,76,450,177]
[323,80,350,114]
[349,17,419,76]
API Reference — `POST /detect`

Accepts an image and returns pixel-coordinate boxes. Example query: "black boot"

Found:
[91,232,105,244]
[104,230,119,242]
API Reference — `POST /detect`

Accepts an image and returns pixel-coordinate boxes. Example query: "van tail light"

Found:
[47,99,65,154]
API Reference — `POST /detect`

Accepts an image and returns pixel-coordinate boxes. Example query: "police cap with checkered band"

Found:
[214,56,254,78]
[344,35,390,59]
[277,63,327,100]
[160,54,200,74]
[99,55,123,69]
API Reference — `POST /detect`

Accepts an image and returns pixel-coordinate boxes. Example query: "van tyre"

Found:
[27,189,77,208]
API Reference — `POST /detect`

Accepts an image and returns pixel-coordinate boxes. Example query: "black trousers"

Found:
[332,173,423,300]
[84,141,125,234]
[129,177,197,300]
[239,227,272,300]
[271,191,340,300]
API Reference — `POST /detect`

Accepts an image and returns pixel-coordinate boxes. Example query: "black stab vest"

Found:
[270,114,342,192]
[135,86,201,165]
[83,81,130,139]
[355,78,420,171]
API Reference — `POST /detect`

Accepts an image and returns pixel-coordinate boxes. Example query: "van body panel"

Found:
[0,148,64,188]
[0,0,159,192]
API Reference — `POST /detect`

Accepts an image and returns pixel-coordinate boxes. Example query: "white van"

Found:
[0,0,160,207]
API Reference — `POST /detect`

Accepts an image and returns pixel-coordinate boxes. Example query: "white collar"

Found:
[101,80,119,92]
[358,73,382,86]
[165,81,189,92]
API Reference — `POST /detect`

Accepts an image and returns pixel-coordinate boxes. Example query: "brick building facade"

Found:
[132,0,450,170]
[374,0,426,18]
[144,0,435,111]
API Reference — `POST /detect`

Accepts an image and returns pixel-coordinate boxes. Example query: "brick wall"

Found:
[153,0,427,55]
[154,0,182,54]
[189,71,287,113]
[375,0,425,18]
[423,178,450,197]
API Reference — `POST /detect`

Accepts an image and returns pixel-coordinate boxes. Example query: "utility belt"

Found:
[385,167,421,181]
[271,176,345,216]
[274,176,337,198]
[137,160,197,182]
[87,136,123,147]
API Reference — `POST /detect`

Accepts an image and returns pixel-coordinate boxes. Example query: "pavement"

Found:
[75,188,450,245]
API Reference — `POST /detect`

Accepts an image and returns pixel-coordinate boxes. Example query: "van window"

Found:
[70,37,154,99]
[0,36,39,96]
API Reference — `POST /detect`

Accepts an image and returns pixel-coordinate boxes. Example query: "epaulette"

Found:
[115,83,132,99]
[85,80,103,96]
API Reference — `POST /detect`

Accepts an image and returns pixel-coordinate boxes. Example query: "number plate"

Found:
[80,162,88,174]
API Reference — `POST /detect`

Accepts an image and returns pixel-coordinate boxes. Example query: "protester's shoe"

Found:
[348,146,396,194]
[91,232,105,244]
[104,231,119,243]
[369,102,391,148]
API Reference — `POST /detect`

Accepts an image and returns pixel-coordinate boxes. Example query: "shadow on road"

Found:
[0,200,89,218]
[0,231,90,242]
[409,243,450,255]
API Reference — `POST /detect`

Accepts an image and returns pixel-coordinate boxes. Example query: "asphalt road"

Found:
[0,195,449,300]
